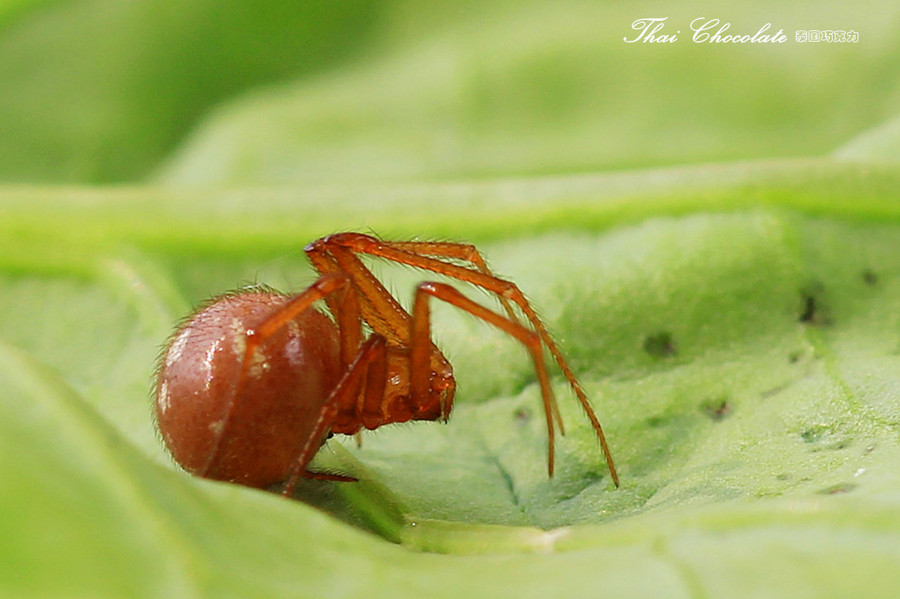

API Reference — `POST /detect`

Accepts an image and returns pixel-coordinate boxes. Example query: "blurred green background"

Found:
[1,0,897,185]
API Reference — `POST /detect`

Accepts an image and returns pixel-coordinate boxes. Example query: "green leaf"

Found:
[2,1,899,184]
[0,0,381,182]
[835,114,900,162]
[155,2,900,185]
[3,160,900,597]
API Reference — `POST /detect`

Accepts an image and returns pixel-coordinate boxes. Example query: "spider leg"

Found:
[306,239,410,346]
[411,281,560,477]
[308,237,519,328]
[306,237,454,387]
[385,240,519,323]
[282,335,388,496]
[310,233,618,487]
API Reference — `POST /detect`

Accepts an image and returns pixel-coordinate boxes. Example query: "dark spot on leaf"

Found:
[645,414,667,428]
[699,397,731,421]
[799,294,818,323]
[788,351,801,363]
[817,483,857,495]
[801,425,826,443]
[760,382,791,399]
[798,283,830,326]
[775,473,791,481]
[861,269,878,285]
[801,425,850,451]
[644,332,676,358]
[513,408,531,424]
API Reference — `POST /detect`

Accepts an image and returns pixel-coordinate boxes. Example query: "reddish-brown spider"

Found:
[154,233,618,496]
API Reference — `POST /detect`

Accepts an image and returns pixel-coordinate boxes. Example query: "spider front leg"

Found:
[409,281,563,477]
[381,239,519,323]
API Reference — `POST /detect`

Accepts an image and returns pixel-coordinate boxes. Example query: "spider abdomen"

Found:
[155,290,342,488]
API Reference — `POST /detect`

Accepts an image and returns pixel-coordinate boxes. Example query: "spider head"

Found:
[410,357,455,423]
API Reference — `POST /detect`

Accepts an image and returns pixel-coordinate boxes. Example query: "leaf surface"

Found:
[2,161,900,597]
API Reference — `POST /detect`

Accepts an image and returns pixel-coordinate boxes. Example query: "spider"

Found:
[154,233,618,496]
